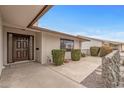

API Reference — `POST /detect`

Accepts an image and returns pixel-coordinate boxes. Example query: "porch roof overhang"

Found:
[0,5,52,29]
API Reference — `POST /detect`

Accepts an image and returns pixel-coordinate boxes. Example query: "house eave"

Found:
[30,26,89,41]
[78,35,124,44]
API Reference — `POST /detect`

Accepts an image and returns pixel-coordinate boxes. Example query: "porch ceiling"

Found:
[0,5,45,28]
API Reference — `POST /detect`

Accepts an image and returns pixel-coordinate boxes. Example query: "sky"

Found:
[38,5,124,42]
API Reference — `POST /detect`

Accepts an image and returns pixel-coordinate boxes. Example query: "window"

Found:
[60,39,74,51]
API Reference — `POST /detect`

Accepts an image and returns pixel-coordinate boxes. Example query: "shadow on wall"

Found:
[0,13,3,76]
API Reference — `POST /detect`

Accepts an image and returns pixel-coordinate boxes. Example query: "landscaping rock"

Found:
[102,50,120,88]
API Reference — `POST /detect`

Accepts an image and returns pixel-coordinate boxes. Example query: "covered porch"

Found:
[0,56,101,88]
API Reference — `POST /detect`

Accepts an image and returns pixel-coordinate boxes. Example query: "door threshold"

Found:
[7,60,35,65]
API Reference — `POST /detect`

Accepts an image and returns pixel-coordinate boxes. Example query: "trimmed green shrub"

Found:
[90,47,100,56]
[98,46,112,57]
[52,49,65,66]
[81,53,86,57]
[71,49,81,61]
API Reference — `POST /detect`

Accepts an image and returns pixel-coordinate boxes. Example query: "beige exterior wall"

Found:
[41,31,81,64]
[82,39,102,49]
[118,45,122,51]
[102,42,110,46]
[0,13,3,76]
[121,44,124,51]
[41,31,59,64]
[3,26,36,65]
[35,32,42,63]
[113,44,122,51]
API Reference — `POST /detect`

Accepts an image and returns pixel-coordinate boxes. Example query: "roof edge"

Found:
[27,5,53,28]
[78,35,124,44]
[30,26,89,41]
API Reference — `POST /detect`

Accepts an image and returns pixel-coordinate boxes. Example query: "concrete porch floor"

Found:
[0,62,84,88]
[0,56,101,88]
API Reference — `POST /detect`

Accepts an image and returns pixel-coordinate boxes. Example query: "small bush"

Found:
[52,49,65,66]
[90,47,100,56]
[98,45,112,57]
[81,53,86,57]
[71,49,81,61]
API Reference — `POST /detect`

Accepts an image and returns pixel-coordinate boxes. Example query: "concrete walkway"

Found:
[47,56,102,83]
[0,62,84,88]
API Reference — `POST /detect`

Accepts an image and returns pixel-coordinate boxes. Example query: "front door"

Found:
[7,33,34,63]
[13,34,29,62]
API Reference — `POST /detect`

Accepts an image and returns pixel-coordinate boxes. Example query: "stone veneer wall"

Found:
[102,50,120,88]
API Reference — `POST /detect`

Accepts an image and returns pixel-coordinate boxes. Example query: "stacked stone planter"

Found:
[102,50,120,88]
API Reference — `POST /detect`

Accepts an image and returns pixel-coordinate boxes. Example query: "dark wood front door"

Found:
[13,34,29,62]
[7,33,34,63]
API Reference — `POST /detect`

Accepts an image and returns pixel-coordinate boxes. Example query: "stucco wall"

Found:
[0,13,3,76]
[117,44,122,51]
[35,32,42,63]
[82,39,102,49]
[42,32,60,64]
[41,31,81,64]
[3,26,36,65]
[121,44,124,51]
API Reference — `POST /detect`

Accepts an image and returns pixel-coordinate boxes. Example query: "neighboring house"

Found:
[0,5,88,76]
[78,35,124,55]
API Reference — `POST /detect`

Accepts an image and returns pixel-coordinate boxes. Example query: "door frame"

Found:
[7,32,34,64]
